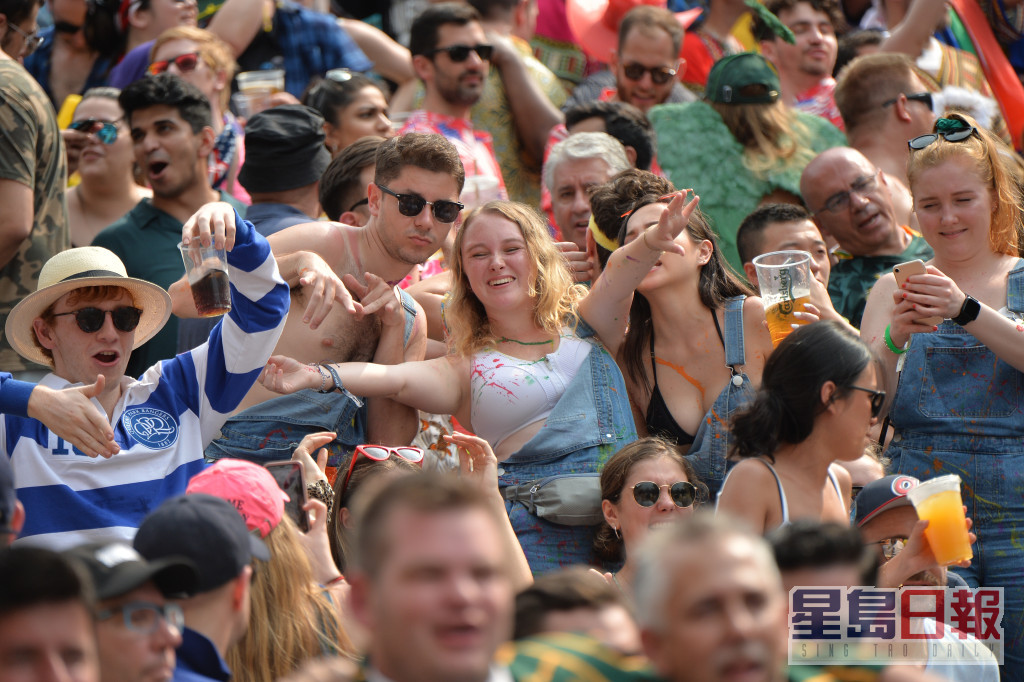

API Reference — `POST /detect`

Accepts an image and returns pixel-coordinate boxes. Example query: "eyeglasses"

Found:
[427,44,494,62]
[378,184,464,223]
[870,537,907,561]
[882,92,933,111]
[52,307,143,333]
[632,481,697,508]
[68,118,120,144]
[95,601,185,634]
[7,21,43,56]
[815,172,879,214]
[848,385,886,418]
[348,198,369,212]
[908,126,979,151]
[53,20,83,34]
[622,62,677,85]
[148,52,200,75]
[340,444,425,498]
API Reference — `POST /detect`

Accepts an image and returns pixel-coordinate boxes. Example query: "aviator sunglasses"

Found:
[622,63,677,85]
[52,307,143,333]
[68,118,120,144]
[632,481,697,508]
[378,184,464,223]
[427,43,494,62]
[148,51,201,75]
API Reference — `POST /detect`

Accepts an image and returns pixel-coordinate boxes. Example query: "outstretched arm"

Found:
[578,191,698,356]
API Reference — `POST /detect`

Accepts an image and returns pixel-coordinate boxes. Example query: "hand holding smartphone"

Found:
[893,259,943,326]
[265,460,310,533]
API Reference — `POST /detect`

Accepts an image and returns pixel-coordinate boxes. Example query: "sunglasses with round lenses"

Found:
[148,52,200,75]
[632,481,697,508]
[378,185,464,223]
[908,126,978,151]
[95,601,185,634]
[52,307,143,334]
[340,444,425,498]
[69,119,119,144]
[622,63,677,85]
[848,385,885,418]
[428,43,494,62]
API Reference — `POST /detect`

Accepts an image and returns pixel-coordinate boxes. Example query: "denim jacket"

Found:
[497,317,637,573]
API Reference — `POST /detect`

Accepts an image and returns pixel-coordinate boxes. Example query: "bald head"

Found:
[801,148,904,257]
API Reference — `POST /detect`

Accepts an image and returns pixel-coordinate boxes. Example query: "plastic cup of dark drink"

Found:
[178,241,231,317]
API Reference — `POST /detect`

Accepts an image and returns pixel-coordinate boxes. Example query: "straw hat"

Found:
[566,0,702,63]
[6,247,172,367]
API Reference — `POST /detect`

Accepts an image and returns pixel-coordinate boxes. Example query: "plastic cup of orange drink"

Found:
[752,250,812,347]
[906,474,972,565]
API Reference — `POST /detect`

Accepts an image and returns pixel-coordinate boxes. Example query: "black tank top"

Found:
[644,310,726,445]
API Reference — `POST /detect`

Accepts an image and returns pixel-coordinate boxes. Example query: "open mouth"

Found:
[489,276,515,287]
[149,161,169,179]
[94,351,120,365]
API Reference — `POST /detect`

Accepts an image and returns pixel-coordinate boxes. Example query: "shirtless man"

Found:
[172,133,462,464]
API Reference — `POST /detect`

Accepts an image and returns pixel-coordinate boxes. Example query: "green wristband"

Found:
[884,324,907,355]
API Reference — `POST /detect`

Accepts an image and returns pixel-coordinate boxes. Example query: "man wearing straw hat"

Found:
[2,210,289,550]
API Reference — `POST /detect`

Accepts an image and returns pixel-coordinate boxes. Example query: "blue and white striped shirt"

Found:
[7,212,289,550]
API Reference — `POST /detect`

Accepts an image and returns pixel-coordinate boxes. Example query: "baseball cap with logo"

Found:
[186,459,289,538]
[854,475,920,527]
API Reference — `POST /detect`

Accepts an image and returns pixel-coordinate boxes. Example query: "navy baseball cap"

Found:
[134,494,269,593]
[854,475,920,527]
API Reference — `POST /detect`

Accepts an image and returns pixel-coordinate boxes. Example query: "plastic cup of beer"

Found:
[906,474,973,565]
[234,70,284,116]
[752,250,813,347]
[178,241,231,318]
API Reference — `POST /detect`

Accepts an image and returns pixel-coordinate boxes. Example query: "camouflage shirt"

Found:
[0,60,70,373]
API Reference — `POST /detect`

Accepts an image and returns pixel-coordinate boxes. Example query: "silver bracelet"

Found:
[308,362,329,393]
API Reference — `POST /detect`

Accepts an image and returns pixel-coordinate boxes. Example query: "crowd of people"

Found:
[1,0,1023,678]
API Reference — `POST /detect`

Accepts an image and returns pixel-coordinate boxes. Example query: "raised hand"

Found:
[555,241,595,283]
[182,201,238,251]
[291,431,333,486]
[27,375,119,458]
[446,431,499,493]
[646,190,699,255]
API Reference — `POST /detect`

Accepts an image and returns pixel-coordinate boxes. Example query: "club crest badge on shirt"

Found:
[121,407,179,449]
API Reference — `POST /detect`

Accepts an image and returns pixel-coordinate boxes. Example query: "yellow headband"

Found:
[588,215,619,252]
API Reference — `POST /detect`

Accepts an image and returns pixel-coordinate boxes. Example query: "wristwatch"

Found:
[951,295,981,326]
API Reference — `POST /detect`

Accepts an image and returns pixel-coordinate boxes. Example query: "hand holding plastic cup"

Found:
[752,250,813,347]
[906,474,973,566]
[179,241,231,318]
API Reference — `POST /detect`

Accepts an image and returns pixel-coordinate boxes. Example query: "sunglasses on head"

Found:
[52,307,142,333]
[378,184,463,223]
[340,444,425,498]
[622,62,677,85]
[68,118,120,144]
[631,481,697,508]
[428,43,494,62]
[882,92,933,112]
[908,122,979,151]
[148,52,200,75]
[848,385,886,418]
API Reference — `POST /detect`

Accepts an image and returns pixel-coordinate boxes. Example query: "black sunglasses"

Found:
[622,62,677,85]
[632,481,697,508]
[53,20,83,34]
[882,92,933,111]
[427,43,493,62]
[848,385,886,418]
[908,126,979,151]
[378,185,463,223]
[52,307,142,333]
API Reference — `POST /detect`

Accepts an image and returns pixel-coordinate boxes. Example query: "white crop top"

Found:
[470,333,592,448]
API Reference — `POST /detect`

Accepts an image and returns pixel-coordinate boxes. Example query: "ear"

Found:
[0,13,9,32]
[601,498,620,529]
[759,40,777,64]
[892,95,914,123]
[367,182,383,218]
[347,571,375,628]
[743,261,759,287]
[676,57,687,80]
[339,506,352,529]
[820,380,839,414]
[641,628,671,677]
[128,4,150,30]
[339,211,366,227]
[197,126,216,159]
[412,54,434,82]
[33,317,57,351]
[212,68,230,100]
[695,239,713,266]
[232,564,252,612]
[624,145,638,167]
[323,121,342,155]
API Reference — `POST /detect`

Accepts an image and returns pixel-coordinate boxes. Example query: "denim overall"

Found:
[685,296,756,499]
[885,260,1024,677]
[497,319,638,574]
[204,290,419,469]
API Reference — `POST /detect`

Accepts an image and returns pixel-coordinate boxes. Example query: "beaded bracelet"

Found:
[884,324,907,355]
[306,479,334,519]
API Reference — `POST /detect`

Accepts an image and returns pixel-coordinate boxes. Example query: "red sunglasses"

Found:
[339,445,424,498]
[148,52,201,75]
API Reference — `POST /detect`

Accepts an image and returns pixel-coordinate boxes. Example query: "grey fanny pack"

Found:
[501,473,603,526]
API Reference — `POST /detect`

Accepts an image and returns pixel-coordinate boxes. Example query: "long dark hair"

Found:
[730,321,875,461]
[590,169,752,394]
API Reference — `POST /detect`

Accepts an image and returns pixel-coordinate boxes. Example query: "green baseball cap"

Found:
[705,52,780,105]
